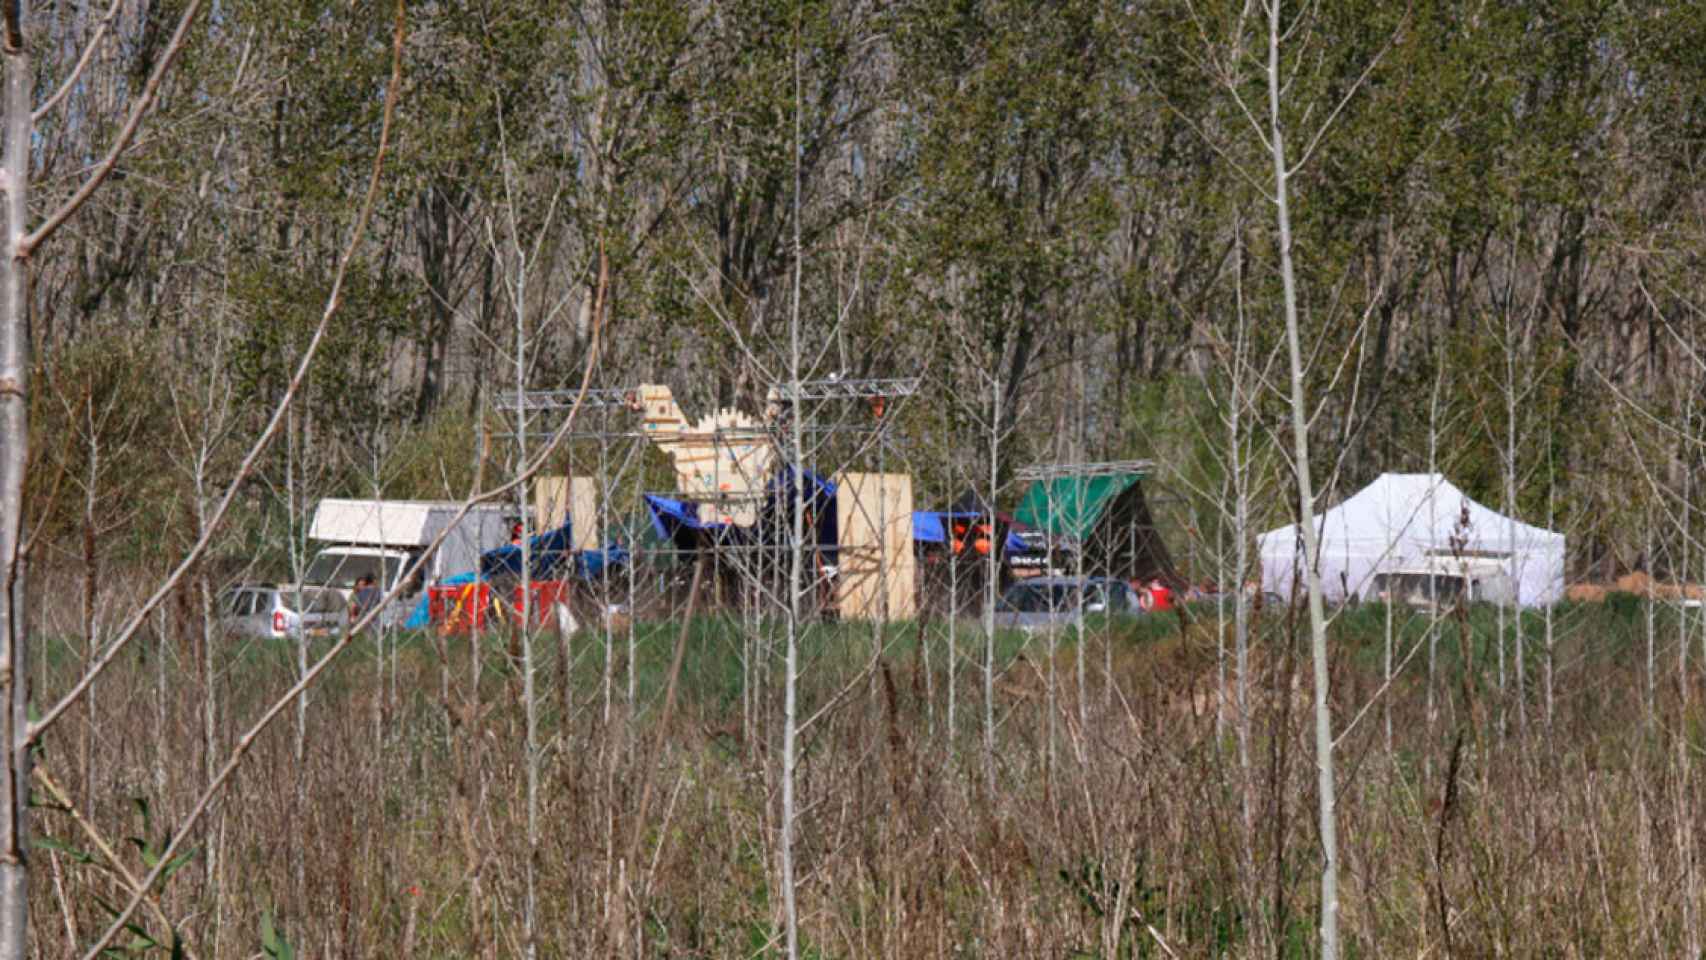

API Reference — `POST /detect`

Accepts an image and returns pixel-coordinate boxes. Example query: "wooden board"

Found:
[568,477,599,551]
[534,476,600,551]
[635,383,773,526]
[834,472,916,621]
[534,476,569,531]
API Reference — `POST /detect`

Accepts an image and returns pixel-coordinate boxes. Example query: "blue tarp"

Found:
[578,545,628,577]
[644,466,840,552]
[644,494,728,544]
[404,569,480,628]
[912,511,978,544]
[479,521,630,581]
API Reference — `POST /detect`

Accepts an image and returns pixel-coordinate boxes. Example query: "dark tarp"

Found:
[1012,472,1178,585]
[1093,481,1180,586]
[763,467,838,549]
[480,521,628,581]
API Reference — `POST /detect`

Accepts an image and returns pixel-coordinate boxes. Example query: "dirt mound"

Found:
[1567,578,1705,603]
[1614,571,1652,595]
[1567,583,1608,603]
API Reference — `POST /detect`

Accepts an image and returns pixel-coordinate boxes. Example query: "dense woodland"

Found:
[9,0,1706,957]
[22,0,1706,577]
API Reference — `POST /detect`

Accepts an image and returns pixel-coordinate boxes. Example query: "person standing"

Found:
[350,574,382,629]
[1147,577,1173,612]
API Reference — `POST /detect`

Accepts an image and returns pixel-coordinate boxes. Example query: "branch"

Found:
[21,0,207,256]
[1155,97,1275,205]
[30,0,384,746]
[1286,4,1408,178]
[1,0,18,54]
[33,766,199,960]
[32,0,125,123]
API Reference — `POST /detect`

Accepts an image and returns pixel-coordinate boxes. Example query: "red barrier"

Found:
[514,580,566,621]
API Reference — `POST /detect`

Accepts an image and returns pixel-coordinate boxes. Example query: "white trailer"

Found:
[302,499,514,623]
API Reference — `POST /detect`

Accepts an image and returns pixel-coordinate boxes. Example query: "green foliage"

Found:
[34,835,95,864]
[1602,590,1644,621]
[125,796,199,884]
[34,793,194,958]
[259,909,295,960]
[228,259,415,434]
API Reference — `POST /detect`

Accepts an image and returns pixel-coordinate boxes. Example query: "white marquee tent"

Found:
[1257,473,1565,607]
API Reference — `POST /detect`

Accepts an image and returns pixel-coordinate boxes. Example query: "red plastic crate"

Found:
[428,581,568,633]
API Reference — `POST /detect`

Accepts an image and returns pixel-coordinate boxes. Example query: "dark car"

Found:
[992,576,1143,632]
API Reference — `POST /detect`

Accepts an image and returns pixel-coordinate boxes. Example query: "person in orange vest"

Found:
[951,520,993,557]
[970,521,992,556]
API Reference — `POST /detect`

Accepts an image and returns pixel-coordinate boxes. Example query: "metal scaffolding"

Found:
[1014,459,1156,482]
[479,372,925,619]
[767,376,921,402]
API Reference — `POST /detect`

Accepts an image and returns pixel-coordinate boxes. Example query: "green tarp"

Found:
[1013,473,1142,541]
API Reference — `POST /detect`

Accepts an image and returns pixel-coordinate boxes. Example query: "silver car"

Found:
[218,584,348,640]
[992,576,1143,632]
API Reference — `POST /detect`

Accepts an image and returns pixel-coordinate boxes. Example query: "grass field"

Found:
[26,596,1706,957]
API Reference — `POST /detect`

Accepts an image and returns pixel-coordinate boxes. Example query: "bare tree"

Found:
[0,1,210,953]
[1234,0,1396,951]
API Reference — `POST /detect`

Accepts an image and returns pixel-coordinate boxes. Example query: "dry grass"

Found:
[23,598,1706,957]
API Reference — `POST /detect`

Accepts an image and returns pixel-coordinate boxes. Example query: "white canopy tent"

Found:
[1257,473,1565,607]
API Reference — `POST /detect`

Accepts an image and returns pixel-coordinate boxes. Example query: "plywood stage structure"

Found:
[834,472,916,621]
[632,384,774,526]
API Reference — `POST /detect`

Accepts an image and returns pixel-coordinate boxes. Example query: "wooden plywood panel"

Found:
[834,472,917,621]
[534,476,600,551]
[568,477,599,551]
[534,476,568,531]
[635,382,774,526]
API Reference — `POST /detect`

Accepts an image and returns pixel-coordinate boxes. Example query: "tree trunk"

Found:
[0,19,31,958]
[1265,3,1338,955]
